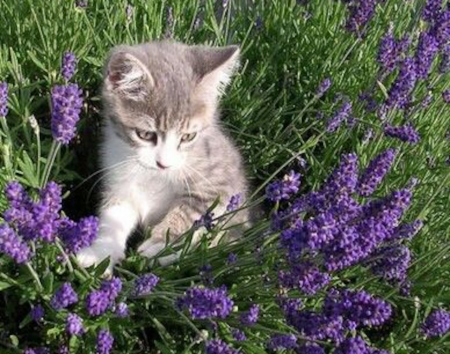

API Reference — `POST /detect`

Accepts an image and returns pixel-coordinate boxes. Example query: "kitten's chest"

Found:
[117,172,181,225]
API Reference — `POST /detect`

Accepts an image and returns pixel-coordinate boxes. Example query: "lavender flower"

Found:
[0,81,8,117]
[51,283,78,310]
[334,336,372,354]
[278,262,330,295]
[386,57,417,109]
[267,334,298,350]
[345,0,381,33]
[296,342,325,354]
[226,252,238,265]
[57,345,69,354]
[439,46,450,73]
[390,220,422,240]
[226,194,242,211]
[75,0,88,7]
[322,153,358,199]
[232,329,246,341]
[369,245,411,282]
[59,216,99,253]
[326,101,352,132]
[316,78,332,98]
[195,211,215,230]
[0,224,31,263]
[240,304,260,326]
[100,276,122,302]
[96,329,114,354]
[266,170,301,202]
[422,309,450,338]
[377,27,398,73]
[432,10,450,48]
[177,286,233,319]
[384,123,420,144]
[133,273,159,296]
[205,339,239,354]
[51,83,83,144]
[61,52,77,81]
[422,0,443,22]
[114,302,129,318]
[66,313,84,336]
[31,305,45,322]
[86,290,111,316]
[415,31,439,79]
[357,148,398,196]
[443,89,450,103]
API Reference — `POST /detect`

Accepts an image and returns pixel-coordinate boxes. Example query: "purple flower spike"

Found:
[240,304,260,326]
[422,309,450,338]
[61,52,77,81]
[357,148,398,196]
[326,101,352,132]
[440,46,450,73]
[51,83,83,144]
[266,170,301,202]
[334,336,372,354]
[86,289,110,316]
[433,10,450,49]
[0,82,8,117]
[423,0,443,22]
[205,339,240,354]
[232,329,246,341]
[60,215,99,254]
[377,27,398,73]
[369,245,411,282]
[345,0,380,33]
[316,78,332,98]
[443,89,450,103]
[96,329,114,354]
[177,286,233,319]
[0,224,31,263]
[133,273,159,296]
[384,123,420,144]
[226,194,242,211]
[31,305,45,322]
[267,334,298,351]
[387,57,417,109]
[66,313,84,336]
[115,302,129,318]
[415,31,439,79]
[51,283,78,310]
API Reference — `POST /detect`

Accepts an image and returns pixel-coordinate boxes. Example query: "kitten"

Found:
[76,41,249,274]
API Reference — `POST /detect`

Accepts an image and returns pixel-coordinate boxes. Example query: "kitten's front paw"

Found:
[76,245,123,278]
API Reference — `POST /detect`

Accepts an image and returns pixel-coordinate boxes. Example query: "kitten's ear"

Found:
[190,45,240,98]
[104,49,154,101]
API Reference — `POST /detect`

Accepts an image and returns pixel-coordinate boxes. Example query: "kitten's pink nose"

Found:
[156,160,170,170]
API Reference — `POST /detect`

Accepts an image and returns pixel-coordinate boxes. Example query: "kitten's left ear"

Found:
[190,45,240,99]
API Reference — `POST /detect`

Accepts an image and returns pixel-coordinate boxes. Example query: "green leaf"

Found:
[43,271,54,293]
[9,335,19,347]
[0,280,13,291]
[94,257,111,277]
[154,341,174,354]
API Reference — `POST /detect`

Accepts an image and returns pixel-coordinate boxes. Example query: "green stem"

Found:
[40,140,61,187]
[25,262,43,292]
[55,240,73,273]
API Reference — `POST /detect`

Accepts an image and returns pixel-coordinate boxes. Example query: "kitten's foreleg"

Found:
[77,202,139,275]
[138,200,216,264]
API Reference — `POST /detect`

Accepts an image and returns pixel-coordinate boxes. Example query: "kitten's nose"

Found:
[156,160,170,170]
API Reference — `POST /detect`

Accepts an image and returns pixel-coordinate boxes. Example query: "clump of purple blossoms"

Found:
[326,101,352,132]
[31,305,45,322]
[226,252,238,265]
[0,81,8,117]
[61,52,77,81]
[240,304,260,326]
[440,46,450,73]
[226,194,242,212]
[195,211,215,230]
[432,10,450,49]
[368,245,411,283]
[114,302,129,318]
[384,123,420,144]
[297,342,325,354]
[66,313,84,336]
[334,336,373,354]
[232,329,246,341]
[0,224,31,263]
[357,148,398,196]
[415,31,439,79]
[443,89,450,103]
[51,283,78,310]
[345,0,381,34]
[177,286,233,319]
[267,334,298,351]
[377,27,410,73]
[86,277,122,316]
[96,329,114,354]
[133,273,159,296]
[386,57,417,109]
[422,0,443,22]
[278,262,331,295]
[205,339,240,354]
[422,309,450,338]
[24,348,50,354]
[266,170,301,202]
[59,216,99,253]
[51,83,83,144]
[316,78,332,98]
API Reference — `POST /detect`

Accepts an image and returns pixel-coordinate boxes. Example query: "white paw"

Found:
[76,245,123,277]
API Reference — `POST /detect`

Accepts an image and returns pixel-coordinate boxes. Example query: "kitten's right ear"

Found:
[105,49,154,101]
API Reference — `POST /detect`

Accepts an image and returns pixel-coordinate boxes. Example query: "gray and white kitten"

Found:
[77,41,249,273]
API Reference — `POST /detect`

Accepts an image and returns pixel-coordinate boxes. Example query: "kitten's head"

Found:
[102,41,240,171]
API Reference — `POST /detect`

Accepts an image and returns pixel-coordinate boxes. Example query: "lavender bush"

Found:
[0,0,449,353]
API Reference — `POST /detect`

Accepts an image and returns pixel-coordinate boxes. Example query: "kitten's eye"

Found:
[181,132,197,143]
[136,129,157,144]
